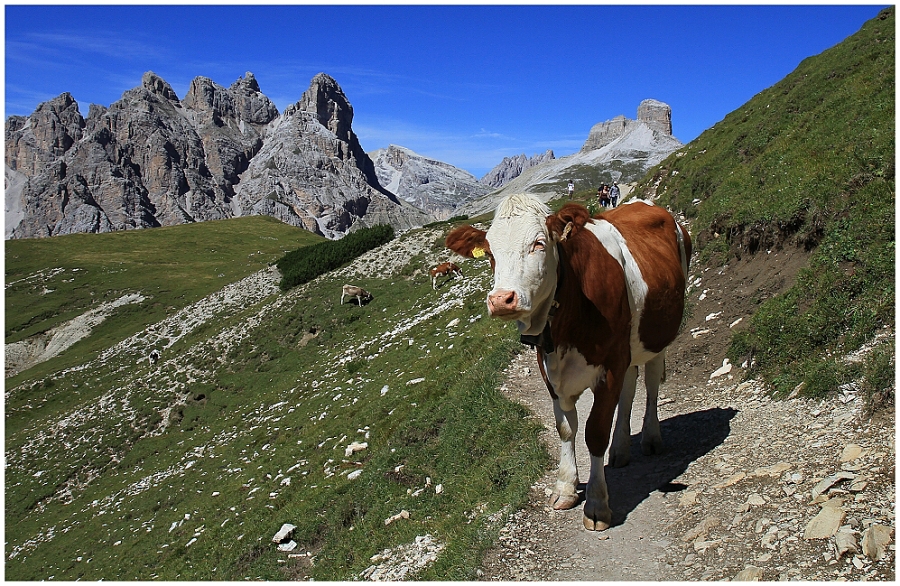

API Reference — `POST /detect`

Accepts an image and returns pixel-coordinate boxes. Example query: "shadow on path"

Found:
[600,407,739,527]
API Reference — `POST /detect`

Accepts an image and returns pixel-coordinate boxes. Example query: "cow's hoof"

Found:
[549,492,579,510]
[583,515,611,531]
[608,450,630,468]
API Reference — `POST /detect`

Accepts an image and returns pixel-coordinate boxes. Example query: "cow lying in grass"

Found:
[340,284,373,306]
[445,193,690,530]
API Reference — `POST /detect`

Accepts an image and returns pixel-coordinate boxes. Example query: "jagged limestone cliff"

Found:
[5,72,428,239]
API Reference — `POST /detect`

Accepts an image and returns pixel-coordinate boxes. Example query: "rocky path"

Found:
[480,352,894,581]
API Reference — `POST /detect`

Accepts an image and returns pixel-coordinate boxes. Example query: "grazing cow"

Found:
[340,284,373,306]
[445,193,691,531]
[429,262,463,290]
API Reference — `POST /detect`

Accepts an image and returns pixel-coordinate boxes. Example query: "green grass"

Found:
[5,221,548,581]
[5,215,324,383]
[634,7,894,406]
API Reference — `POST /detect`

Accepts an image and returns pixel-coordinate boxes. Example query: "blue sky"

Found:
[4,3,887,178]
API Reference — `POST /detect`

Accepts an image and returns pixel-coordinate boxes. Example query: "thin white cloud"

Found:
[18,32,167,61]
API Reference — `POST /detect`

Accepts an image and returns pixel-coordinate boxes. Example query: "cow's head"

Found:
[446,194,588,336]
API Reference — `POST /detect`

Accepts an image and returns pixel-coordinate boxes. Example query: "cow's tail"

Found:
[675,221,692,281]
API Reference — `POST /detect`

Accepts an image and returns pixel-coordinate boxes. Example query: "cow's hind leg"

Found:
[549,399,580,510]
[608,365,639,468]
[641,351,666,456]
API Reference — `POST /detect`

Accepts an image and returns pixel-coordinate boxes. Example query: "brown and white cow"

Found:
[429,262,463,290]
[340,284,373,306]
[445,193,691,531]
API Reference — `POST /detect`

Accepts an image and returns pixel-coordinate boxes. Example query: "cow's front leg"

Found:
[608,365,639,467]
[582,367,623,531]
[549,399,580,510]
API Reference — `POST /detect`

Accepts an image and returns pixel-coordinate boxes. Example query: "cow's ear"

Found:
[547,203,591,242]
[446,225,489,258]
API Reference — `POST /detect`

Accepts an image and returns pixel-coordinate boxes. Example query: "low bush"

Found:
[276,224,394,290]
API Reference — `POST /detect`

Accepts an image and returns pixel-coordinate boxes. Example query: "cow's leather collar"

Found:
[519,242,565,353]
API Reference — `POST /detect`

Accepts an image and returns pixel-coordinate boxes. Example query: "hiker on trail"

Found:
[610,182,620,207]
[598,184,610,208]
[567,180,574,198]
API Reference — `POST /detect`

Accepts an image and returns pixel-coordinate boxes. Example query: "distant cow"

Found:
[446,193,691,531]
[429,262,463,290]
[340,284,373,306]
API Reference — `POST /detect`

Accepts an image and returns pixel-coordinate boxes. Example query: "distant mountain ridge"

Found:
[458,99,683,216]
[478,150,556,189]
[369,145,490,220]
[5,72,430,239]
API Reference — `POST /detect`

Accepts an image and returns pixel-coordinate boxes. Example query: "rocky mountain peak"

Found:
[183,76,234,122]
[637,98,673,135]
[289,72,354,140]
[5,92,85,176]
[479,150,556,189]
[141,71,179,102]
[369,145,490,219]
[231,71,261,93]
[581,99,675,153]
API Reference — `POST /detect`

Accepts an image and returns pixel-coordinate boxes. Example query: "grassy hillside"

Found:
[5,216,324,383]
[633,7,894,405]
[5,218,547,580]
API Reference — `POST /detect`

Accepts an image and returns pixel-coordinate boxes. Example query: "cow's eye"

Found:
[531,240,546,253]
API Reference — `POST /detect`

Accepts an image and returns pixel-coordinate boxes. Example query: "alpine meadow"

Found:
[5,7,894,581]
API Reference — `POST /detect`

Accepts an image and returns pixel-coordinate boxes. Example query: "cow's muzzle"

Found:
[488,289,519,317]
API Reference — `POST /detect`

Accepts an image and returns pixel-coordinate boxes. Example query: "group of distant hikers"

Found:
[597,182,620,208]
[566,179,621,208]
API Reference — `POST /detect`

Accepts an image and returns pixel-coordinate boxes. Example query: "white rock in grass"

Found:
[384,510,410,525]
[272,523,296,543]
[345,442,368,457]
[407,378,425,385]
[347,469,363,480]
[381,385,389,396]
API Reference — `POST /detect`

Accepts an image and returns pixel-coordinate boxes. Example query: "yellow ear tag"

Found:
[472,246,486,258]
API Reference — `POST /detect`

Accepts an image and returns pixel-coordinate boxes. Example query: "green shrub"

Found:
[276,224,395,290]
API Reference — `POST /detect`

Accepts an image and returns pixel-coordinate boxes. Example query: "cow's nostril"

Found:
[488,290,518,315]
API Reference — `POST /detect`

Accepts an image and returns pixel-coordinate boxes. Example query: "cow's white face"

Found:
[485,212,559,336]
